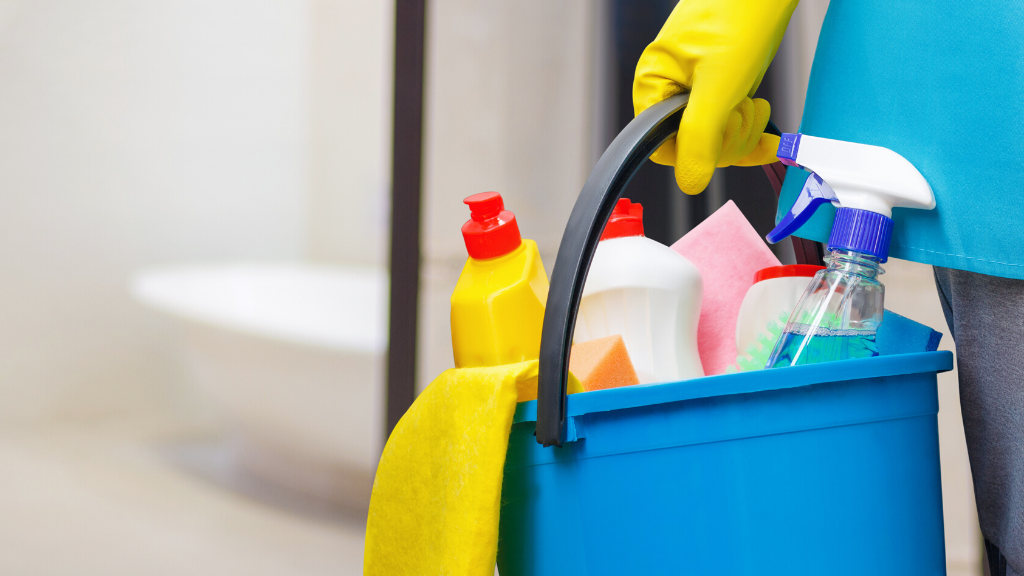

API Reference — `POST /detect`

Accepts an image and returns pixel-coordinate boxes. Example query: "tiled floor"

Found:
[0,417,365,575]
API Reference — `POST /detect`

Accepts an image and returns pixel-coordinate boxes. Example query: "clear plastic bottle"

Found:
[764,131,936,368]
[766,249,883,368]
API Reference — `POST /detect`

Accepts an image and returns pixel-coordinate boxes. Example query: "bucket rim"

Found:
[514,351,953,424]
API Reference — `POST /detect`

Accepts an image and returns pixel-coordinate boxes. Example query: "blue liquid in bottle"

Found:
[769,325,879,367]
[767,250,884,369]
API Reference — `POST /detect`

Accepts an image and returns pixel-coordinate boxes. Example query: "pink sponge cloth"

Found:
[671,200,781,375]
[569,335,640,392]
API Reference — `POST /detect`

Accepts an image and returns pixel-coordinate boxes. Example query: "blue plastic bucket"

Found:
[507,94,951,574]
[498,351,951,575]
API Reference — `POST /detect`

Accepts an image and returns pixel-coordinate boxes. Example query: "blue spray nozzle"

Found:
[766,171,837,244]
[776,133,802,167]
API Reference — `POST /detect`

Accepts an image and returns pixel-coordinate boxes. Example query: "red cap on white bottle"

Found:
[753,264,824,284]
[600,198,644,241]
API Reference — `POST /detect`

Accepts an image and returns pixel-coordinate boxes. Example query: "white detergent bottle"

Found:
[735,264,824,354]
[764,133,936,368]
[574,198,704,383]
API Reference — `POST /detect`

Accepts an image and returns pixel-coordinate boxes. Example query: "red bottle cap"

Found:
[753,264,825,283]
[600,198,645,241]
[461,192,523,259]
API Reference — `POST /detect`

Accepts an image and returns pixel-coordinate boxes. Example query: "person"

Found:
[633,1,1024,574]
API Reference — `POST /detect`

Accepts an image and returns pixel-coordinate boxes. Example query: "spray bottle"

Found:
[764,134,935,368]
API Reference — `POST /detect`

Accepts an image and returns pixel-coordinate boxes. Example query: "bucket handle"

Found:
[535,93,785,447]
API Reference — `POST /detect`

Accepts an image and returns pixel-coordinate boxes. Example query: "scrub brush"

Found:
[726,311,789,373]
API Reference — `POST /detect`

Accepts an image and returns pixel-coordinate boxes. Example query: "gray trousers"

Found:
[934,267,1024,576]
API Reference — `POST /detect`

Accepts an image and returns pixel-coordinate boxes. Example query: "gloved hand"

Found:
[634,0,798,194]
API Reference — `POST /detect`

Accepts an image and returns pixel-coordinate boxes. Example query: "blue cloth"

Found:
[876,310,942,356]
[776,0,1024,279]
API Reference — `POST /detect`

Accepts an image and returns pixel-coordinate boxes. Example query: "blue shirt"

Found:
[776,0,1024,279]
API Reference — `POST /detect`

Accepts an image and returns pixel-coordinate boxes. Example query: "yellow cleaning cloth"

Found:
[364,360,579,575]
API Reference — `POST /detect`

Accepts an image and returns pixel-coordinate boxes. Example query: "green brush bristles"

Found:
[726,311,791,373]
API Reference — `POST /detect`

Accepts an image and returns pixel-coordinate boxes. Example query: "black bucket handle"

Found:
[535,93,788,447]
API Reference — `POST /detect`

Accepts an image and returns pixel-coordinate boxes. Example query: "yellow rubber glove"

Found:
[634,0,799,194]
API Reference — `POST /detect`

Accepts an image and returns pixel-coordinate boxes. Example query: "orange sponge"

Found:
[569,334,640,392]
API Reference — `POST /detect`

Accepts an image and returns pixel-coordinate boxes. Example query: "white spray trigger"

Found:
[776,134,935,218]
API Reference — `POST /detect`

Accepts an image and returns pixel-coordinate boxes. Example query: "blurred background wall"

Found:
[309,0,392,267]
[0,0,392,424]
[0,1,307,423]
[0,3,392,573]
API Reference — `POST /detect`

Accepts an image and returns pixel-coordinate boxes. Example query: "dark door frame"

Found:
[385,0,427,435]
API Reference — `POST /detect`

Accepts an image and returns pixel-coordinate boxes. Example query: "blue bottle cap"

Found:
[827,207,893,263]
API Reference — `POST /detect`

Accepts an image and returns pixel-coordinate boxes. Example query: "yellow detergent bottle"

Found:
[451,192,581,401]
[451,191,548,368]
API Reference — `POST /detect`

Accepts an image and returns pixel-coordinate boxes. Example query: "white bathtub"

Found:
[131,263,388,509]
